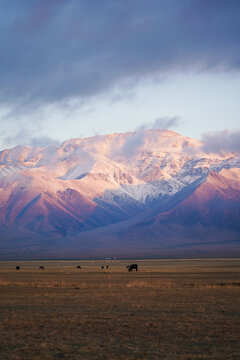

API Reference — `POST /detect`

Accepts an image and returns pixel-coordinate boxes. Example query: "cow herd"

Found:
[15,263,138,272]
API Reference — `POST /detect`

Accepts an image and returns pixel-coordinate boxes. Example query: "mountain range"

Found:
[0,129,239,259]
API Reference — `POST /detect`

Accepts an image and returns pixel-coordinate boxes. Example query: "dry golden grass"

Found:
[0,259,240,359]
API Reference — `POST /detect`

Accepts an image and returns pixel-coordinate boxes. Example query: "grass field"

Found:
[0,259,240,359]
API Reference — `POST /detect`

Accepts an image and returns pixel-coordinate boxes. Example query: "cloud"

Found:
[0,0,240,108]
[122,117,181,157]
[201,130,240,154]
[136,117,181,131]
[2,129,58,149]
[121,131,146,158]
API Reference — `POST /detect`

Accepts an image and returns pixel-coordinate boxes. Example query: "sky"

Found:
[0,0,240,152]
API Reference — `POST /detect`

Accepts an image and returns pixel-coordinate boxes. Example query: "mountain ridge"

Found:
[0,129,239,258]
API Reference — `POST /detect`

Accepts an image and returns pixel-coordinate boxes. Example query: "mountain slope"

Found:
[120,168,240,238]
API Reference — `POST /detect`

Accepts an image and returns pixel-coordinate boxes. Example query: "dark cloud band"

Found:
[0,0,240,106]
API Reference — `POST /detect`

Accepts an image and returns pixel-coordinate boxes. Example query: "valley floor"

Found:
[0,259,240,359]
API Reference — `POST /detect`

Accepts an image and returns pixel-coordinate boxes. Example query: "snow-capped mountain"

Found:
[0,129,239,258]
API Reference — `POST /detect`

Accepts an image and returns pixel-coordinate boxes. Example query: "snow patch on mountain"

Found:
[0,164,28,179]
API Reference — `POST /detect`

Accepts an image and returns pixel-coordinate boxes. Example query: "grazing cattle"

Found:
[106,265,109,269]
[127,264,138,272]
[77,266,81,269]
[101,265,104,269]
[39,266,45,270]
[16,266,20,270]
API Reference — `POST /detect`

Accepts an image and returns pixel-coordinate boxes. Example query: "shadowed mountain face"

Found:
[0,129,239,258]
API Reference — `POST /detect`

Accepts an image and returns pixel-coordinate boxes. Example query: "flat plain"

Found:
[0,259,240,359]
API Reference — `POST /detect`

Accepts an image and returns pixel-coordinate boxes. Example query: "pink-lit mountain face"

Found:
[0,130,239,259]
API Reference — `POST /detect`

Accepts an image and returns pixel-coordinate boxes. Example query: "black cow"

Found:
[127,264,138,272]
[39,266,45,270]
[77,266,81,269]
[101,265,104,269]
[16,266,20,270]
